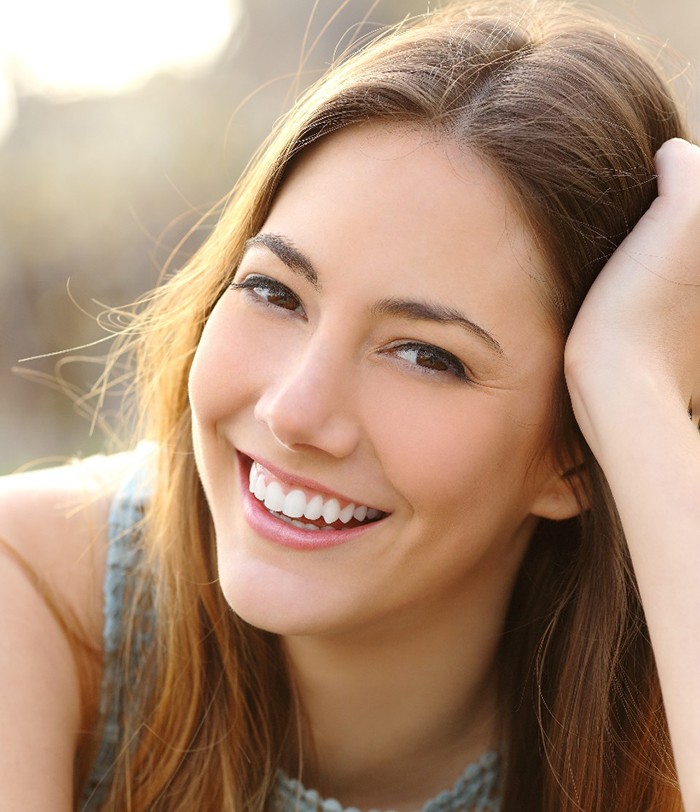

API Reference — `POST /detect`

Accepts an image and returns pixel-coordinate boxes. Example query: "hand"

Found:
[563,139,700,810]
[565,137,700,450]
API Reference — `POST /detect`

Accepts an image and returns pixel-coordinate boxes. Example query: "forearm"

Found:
[569,366,700,807]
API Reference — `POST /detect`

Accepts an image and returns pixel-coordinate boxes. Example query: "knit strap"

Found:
[274,750,500,812]
[78,456,153,810]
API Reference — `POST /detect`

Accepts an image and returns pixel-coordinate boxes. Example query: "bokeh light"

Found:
[0,0,240,142]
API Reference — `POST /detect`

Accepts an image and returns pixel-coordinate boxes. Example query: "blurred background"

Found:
[1,0,698,473]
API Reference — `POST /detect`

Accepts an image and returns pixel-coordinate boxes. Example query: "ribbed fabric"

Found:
[78,467,152,811]
[274,751,500,812]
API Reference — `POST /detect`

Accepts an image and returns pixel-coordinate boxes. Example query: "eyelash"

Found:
[386,342,470,382]
[230,274,305,315]
[230,273,470,382]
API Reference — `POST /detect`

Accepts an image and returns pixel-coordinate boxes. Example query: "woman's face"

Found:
[189,124,576,639]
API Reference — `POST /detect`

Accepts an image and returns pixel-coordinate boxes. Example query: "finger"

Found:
[607,138,700,287]
[654,138,700,203]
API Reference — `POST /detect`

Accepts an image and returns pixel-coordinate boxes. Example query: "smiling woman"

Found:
[1,2,700,811]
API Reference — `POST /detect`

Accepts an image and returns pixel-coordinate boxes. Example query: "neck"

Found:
[282,595,506,810]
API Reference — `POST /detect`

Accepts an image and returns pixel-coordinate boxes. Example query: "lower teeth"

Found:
[268,510,333,531]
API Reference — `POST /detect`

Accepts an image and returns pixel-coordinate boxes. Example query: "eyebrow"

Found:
[243,231,504,357]
[371,298,504,357]
[244,232,318,287]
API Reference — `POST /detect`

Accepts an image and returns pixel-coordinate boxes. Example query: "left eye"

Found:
[231,274,305,314]
[389,342,469,381]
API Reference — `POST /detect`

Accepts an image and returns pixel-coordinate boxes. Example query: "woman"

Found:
[1,2,699,810]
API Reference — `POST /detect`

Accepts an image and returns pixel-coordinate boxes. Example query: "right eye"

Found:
[230,274,305,315]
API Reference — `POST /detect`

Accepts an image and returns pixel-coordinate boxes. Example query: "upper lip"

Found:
[238,451,388,512]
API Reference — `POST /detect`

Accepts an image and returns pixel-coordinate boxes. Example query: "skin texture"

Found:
[188,124,580,805]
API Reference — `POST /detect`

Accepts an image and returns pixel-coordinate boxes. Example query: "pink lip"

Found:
[236,453,387,551]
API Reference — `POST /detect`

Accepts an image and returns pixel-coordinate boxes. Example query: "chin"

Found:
[215,550,347,637]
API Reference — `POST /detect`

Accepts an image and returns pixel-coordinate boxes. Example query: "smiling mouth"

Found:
[247,458,387,532]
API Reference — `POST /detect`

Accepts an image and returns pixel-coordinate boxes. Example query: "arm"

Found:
[0,539,82,811]
[565,138,700,810]
[0,453,135,810]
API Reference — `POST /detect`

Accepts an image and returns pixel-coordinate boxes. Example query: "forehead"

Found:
[262,123,558,354]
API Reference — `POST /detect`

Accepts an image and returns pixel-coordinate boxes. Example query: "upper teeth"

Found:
[248,462,381,525]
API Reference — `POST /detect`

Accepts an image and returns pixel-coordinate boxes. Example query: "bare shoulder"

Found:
[0,449,145,643]
[0,448,146,809]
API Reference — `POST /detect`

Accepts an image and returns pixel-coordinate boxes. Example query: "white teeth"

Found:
[283,489,306,519]
[264,481,285,512]
[352,504,368,522]
[254,473,266,501]
[274,512,321,531]
[247,461,383,528]
[338,503,355,524]
[321,498,341,524]
[292,519,319,530]
[303,494,324,521]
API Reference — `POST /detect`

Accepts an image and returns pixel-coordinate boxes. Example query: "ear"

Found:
[529,462,589,521]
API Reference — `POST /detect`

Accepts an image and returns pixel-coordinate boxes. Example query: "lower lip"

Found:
[237,455,384,551]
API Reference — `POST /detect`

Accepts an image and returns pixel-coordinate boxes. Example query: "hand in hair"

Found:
[565,136,700,810]
[565,136,700,437]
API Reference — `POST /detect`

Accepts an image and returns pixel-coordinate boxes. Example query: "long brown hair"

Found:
[94,2,687,808]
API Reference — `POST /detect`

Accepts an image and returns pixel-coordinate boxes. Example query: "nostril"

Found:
[254,383,361,458]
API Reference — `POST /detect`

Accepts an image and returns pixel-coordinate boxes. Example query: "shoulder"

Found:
[0,448,147,808]
[0,449,146,646]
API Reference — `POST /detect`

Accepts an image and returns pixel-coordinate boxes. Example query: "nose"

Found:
[254,336,361,458]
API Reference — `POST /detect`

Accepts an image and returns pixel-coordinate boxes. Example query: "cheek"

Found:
[368,387,551,523]
[188,304,261,426]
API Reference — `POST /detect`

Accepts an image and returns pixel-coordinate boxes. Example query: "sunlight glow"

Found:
[1,0,241,97]
[0,67,15,144]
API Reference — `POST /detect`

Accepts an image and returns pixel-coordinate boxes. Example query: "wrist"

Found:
[565,354,692,460]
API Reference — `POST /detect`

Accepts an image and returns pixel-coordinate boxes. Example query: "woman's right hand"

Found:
[565,137,700,453]
[564,137,700,811]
